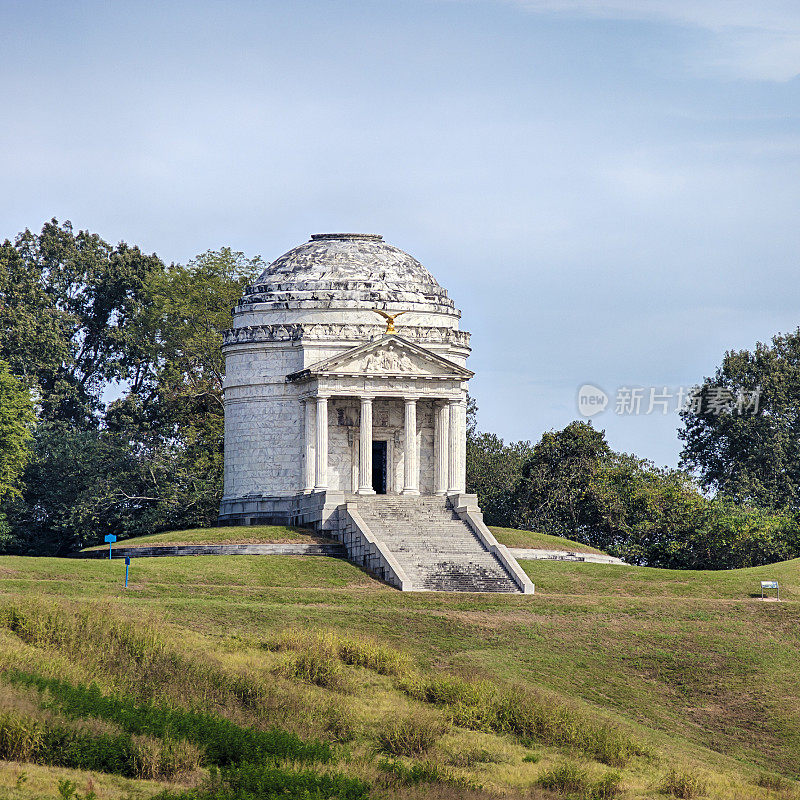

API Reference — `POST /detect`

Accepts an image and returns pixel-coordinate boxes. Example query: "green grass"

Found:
[489,527,607,553]
[1,550,799,799]
[80,523,606,555]
[81,525,328,551]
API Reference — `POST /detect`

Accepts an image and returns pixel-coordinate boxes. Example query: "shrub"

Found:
[537,762,621,799]
[57,780,97,800]
[538,761,590,795]
[755,772,792,792]
[661,768,706,799]
[375,712,447,757]
[277,650,353,693]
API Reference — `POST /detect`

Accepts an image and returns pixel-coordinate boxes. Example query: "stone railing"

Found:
[448,494,535,594]
[339,501,413,591]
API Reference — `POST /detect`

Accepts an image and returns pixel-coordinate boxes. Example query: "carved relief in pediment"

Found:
[361,348,416,373]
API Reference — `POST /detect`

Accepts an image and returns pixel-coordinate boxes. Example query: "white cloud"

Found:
[497,0,800,80]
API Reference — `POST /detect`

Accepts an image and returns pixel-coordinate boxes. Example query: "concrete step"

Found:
[350,496,521,593]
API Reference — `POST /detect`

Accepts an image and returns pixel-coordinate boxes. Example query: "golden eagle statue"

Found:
[371,309,409,334]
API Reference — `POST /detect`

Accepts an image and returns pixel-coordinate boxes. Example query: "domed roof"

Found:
[241,233,455,313]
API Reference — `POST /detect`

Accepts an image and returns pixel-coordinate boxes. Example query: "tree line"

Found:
[2,220,800,568]
[0,219,263,554]
[467,329,800,568]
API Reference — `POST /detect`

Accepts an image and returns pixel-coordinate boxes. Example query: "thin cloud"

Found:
[495,0,800,80]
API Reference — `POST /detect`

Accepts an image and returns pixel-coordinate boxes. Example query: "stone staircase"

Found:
[353,496,521,592]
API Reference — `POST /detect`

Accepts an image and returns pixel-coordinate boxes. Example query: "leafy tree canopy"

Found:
[1,221,263,554]
[679,328,800,511]
[467,413,800,569]
[0,361,35,501]
[0,219,165,426]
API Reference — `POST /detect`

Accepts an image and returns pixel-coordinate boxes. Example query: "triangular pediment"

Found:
[287,335,473,382]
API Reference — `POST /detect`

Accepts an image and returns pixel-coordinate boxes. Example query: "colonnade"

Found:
[302,395,466,495]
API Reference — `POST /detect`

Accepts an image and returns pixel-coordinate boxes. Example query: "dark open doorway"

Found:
[372,440,387,494]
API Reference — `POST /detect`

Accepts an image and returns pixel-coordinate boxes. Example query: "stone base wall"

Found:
[218,490,343,533]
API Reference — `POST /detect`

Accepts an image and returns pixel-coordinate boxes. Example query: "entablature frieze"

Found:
[222,323,471,349]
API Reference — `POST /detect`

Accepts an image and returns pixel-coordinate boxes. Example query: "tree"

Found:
[679,328,800,511]
[589,454,706,565]
[1,225,262,553]
[466,431,533,527]
[0,219,165,426]
[684,501,800,570]
[0,362,35,501]
[103,248,265,532]
[513,421,611,539]
[465,396,533,527]
[0,361,36,548]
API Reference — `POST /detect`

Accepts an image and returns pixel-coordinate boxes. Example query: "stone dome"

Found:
[239,233,455,314]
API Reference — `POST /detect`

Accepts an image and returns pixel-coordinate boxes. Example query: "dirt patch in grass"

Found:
[0,566,21,577]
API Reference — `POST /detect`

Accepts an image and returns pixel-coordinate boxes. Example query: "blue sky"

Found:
[1,0,799,467]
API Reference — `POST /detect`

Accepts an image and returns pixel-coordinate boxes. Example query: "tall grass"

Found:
[149,763,370,800]
[537,761,622,799]
[275,650,355,694]
[399,673,649,767]
[0,600,321,736]
[0,710,201,779]
[8,671,333,765]
[374,712,448,757]
[0,711,42,761]
[266,628,413,677]
[661,768,707,799]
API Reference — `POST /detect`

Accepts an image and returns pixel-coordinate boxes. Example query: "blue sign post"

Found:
[104,533,117,560]
[124,556,131,588]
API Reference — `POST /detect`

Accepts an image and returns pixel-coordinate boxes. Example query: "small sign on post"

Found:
[104,534,117,560]
[124,556,131,589]
[761,580,779,601]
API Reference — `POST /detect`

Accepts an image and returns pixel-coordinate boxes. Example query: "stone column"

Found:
[434,401,449,496]
[303,398,315,493]
[448,397,466,494]
[358,396,375,494]
[314,395,329,490]
[457,397,467,494]
[402,397,419,495]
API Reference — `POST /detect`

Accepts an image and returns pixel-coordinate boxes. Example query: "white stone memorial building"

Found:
[219,233,532,593]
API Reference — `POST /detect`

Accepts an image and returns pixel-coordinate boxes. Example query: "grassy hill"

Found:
[81,525,599,554]
[489,527,605,553]
[80,525,332,550]
[0,540,798,799]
